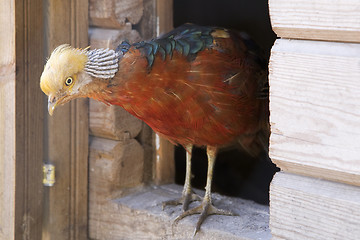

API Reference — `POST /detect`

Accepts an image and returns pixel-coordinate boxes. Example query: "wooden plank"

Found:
[89,26,141,49]
[269,0,360,43]
[153,0,175,184]
[156,0,173,36]
[42,0,88,239]
[154,134,175,184]
[89,100,143,140]
[0,0,45,238]
[14,0,45,238]
[0,1,16,239]
[89,184,270,240]
[89,0,143,28]
[269,39,360,186]
[270,172,360,240]
[88,137,144,205]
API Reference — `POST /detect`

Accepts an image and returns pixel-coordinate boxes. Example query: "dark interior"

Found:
[173,0,279,205]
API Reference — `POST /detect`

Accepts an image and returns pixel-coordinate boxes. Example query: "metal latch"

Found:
[43,163,55,186]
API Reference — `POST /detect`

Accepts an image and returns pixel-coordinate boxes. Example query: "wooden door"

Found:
[0,0,44,239]
[42,0,89,239]
[0,0,89,239]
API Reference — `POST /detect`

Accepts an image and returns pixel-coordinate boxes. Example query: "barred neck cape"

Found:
[85,48,121,79]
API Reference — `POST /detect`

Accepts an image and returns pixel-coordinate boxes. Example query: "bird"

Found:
[40,23,269,235]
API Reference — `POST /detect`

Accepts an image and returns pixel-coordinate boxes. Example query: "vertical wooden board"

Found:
[270,172,360,240]
[154,134,175,184]
[42,0,88,239]
[156,0,173,36]
[269,0,360,43]
[13,0,45,239]
[269,39,360,186]
[153,0,175,184]
[0,0,45,238]
[0,1,16,239]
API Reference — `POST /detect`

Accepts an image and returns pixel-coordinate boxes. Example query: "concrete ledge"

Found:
[89,184,270,239]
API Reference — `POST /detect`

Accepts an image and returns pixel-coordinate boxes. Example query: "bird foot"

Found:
[162,190,202,212]
[173,198,235,236]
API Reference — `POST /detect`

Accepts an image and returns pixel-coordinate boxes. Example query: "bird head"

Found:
[40,44,120,115]
[40,44,92,115]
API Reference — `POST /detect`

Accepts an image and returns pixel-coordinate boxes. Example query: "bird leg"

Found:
[173,146,235,236]
[162,145,201,211]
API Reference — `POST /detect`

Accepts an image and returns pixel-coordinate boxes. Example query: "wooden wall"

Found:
[42,0,89,239]
[87,0,173,239]
[0,0,45,239]
[0,1,17,239]
[268,0,360,239]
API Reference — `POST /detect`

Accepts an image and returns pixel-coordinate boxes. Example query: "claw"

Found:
[173,199,235,236]
[162,190,202,211]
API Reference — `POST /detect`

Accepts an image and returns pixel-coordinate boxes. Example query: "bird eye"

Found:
[65,77,73,86]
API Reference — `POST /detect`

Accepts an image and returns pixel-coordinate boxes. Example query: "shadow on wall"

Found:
[173,0,278,205]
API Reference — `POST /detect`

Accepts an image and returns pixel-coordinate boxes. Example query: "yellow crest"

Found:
[40,44,88,96]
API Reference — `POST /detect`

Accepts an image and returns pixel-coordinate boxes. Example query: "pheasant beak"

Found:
[48,94,57,116]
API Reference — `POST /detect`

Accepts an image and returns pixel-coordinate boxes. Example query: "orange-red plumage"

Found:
[89,28,267,150]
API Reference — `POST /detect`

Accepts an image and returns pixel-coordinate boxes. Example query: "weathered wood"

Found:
[89,26,141,49]
[269,0,360,43]
[89,137,144,204]
[136,0,157,39]
[89,100,143,140]
[89,184,270,240]
[154,134,175,184]
[42,0,89,239]
[269,39,360,186]
[137,122,154,183]
[156,0,173,36]
[89,0,143,28]
[270,172,360,240]
[153,0,175,184]
[0,1,16,239]
[14,0,45,238]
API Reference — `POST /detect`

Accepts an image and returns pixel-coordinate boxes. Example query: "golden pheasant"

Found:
[40,23,269,234]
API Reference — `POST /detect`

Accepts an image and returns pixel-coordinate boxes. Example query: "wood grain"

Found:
[156,0,173,36]
[0,0,45,238]
[269,0,360,43]
[0,1,16,239]
[89,26,141,50]
[270,172,360,240]
[269,39,360,186]
[154,134,175,184]
[136,0,157,39]
[89,137,144,205]
[42,0,89,239]
[89,184,270,240]
[89,100,143,140]
[153,0,175,184]
[14,0,45,238]
[89,0,143,28]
